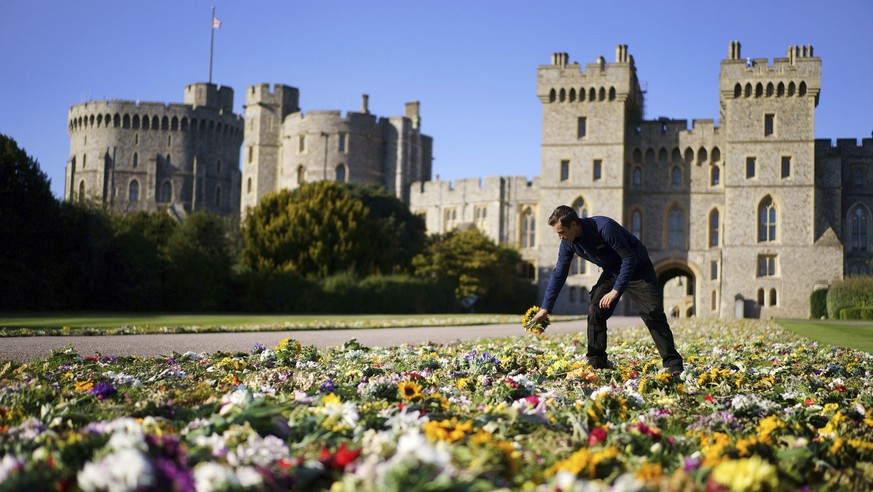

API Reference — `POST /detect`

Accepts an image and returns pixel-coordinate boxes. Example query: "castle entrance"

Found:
[656,264,696,318]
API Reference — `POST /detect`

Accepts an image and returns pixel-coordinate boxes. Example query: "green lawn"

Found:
[0,312,585,336]
[777,319,873,354]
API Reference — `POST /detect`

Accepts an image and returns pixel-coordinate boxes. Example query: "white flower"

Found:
[590,386,612,400]
[383,407,427,434]
[395,430,451,467]
[219,387,253,416]
[0,454,23,482]
[227,433,290,467]
[194,433,228,458]
[193,462,235,492]
[77,447,154,492]
[320,400,360,430]
[234,466,263,488]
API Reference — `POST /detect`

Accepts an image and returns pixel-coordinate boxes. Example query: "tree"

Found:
[412,228,537,312]
[346,183,426,272]
[164,211,232,311]
[242,181,384,278]
[0,134,61,309]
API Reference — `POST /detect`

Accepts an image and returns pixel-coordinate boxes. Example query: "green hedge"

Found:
[810,288,829,319]
[839,307,873,320]
[826,277,873,320]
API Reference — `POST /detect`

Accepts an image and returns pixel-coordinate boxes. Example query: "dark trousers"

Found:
[587,262,684,372]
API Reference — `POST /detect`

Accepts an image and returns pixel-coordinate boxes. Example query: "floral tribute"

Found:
[522,306,550,335]
[0,319,872,491]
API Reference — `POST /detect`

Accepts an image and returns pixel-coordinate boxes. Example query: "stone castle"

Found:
[65,42,873,318]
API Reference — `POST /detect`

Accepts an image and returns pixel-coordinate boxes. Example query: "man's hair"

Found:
[548,205,578,227]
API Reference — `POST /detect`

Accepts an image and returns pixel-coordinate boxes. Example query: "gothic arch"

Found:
[589,87,596,101]
[598,87,605,101]
[664,201,687,249]
[632,148,642,163]
[766,82,774,97]
[799,81,807,96]
[549,89,556,103]
[672,148,682,163]
[734,83,742,98]
[788,81,796,96]
[571,196,588,218]
[609,87,616,100]
[757,194,779,242]
[697,147,708,165]
[744,83,752,97]
[579,87,586,101]
[777,82,785,96]
[658,147,668,164]
[559,88,566,102]
[711,146,721,162]
[755,83,763,97]
[846,202,872,251]
[569,88,576,102]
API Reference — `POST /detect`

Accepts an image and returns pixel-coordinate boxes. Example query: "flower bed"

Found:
[1,319,871,491]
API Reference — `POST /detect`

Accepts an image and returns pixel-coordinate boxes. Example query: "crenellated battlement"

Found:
[816,137,873,154]
[537,44,642,105]
[183,83,234,112]
[68,97,243,135]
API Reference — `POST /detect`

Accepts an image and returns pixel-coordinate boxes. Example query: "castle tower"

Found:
[534,45,644,313]
[241,83,300,214]
[66,83,243,215]
[718,41,841,317]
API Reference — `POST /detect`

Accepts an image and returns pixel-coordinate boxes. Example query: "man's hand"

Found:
[599,289,621,310]
[533,308,550,324]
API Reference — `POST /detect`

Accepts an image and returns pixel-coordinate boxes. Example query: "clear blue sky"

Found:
[2,0,872,199]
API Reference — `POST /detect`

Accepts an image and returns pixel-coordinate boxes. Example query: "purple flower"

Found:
[319,380,336,393]
[89,381,117,400]
[252,342,266,353]
[683,457,701,473]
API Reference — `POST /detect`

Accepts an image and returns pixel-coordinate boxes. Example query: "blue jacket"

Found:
[541,216,651,311]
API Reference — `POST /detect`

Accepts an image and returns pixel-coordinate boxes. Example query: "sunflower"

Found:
[397,381,423,401]
[521,306,550,334]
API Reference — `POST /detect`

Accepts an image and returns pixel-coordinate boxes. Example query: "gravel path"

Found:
[0,317,647,362]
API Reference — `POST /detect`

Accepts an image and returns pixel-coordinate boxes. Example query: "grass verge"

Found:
[0,312,585,337]
[776,318,873,354]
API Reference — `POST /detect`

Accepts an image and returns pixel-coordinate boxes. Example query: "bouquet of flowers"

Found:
[521,306,550,334]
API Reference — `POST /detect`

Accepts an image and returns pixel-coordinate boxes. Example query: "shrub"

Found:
[826,277,873,319]
[838,307,873,320]
[318,273,456,314]
[809,288,828,319]
[233,269,318,312]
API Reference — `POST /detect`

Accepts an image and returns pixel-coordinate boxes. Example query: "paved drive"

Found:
[0,317,646,362]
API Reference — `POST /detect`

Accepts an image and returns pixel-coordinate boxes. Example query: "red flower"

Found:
[320,443,361,470]
[588,426,608,446]
[704,395,715,404]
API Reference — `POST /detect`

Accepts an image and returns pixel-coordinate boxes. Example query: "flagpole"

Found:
[208,6,215,83]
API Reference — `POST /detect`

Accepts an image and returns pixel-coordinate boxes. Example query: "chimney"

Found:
[361,94,369,114]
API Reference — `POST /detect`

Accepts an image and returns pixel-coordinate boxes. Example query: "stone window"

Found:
[474,206,487,230]
[216,160,221,174]
[215,185,222,207]
[746,157,756,179]
[631,209,642,240]
[698,147,708,165]
[710,261,718,280]
[160,180,173,203]
[78,180,86,202]
[122,114,129,128]
[734,84,742,98]
[709,209,720,247]
[520,261,536,281]
[549,89,556,103]
[521,207,536,248]
[336,164,347,183]
[129,180,139,202]
[569,88,576,102]
[781,156,791,178]
[769,288,777,306]
[559,88,566,102]
[632,167,641,187]
[799,81,807,96]
[577,117,587,138]
[757,288,765,305]
[609,87,616,100]
[560,160,570,181]
[248,147,253,163]
[766,83,774,97]
[711,147,721,162]
[850,207,869,251]
[571,256,586,275]
[667,205,684,249]
[671,166,681,185]
[132,152,138,168]
[247,177,252,194]
[298,135,305,153]
[788,82,796,96]
[659,148,668,164]
[445,208,458,232]
[710,166,720,186]
[711,290,717,311]
[593,160,602,181]
[758,196,776,242]
[134,133,139,145]
[297,165,306,185]
[572,197,588,218]
[338,133,347,153]
[757,255,777,277]
[589,88,596,101]
[755,83,763,97]
[777,82,785,96]
[852,166,864,187]
[82,154,87,169]
[764,114,774,136]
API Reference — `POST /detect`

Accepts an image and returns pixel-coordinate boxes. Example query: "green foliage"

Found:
[345,183,426,271]
[838,307,873,320]
[242,182,384,278]
[163,211,233,311]
[412,228,537,313]
[317,273,456,313]
[809,288,828,319]
[826,277,873,319]
[232,268,318,312]
[0,134,61,309]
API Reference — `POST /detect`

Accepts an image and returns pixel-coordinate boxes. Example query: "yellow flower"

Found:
[423,418,472,443]
[456,378,470,391]
[757,415,785,442]
[635,462,663,480]
[322,392,342,405]
[74,380,94,392]
[397,381,423,401]
[710,456,778,492]
[275,338,301,353]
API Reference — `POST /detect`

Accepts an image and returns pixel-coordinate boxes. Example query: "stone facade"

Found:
[66,83,243,216]
[410,42,873,319]
[240,85,432,215]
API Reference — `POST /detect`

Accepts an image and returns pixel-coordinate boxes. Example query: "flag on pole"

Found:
[212,17,222,29]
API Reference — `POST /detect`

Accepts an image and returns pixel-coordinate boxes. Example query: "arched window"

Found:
[572,197,587,218]
[698,147,708,164]
[132,115,140,129]
[521,207,536,248]
[744,83,752,97]
[161,116,169,130]
[631,209,642,239]
[632,167,641,187]
[788,82,796,96]
[667,205,684,249]
[569,88,576,102]
[171,117,178,131]
[758,196,777,242]
[671,167,681,185]
[658,148,668,164]
[589,88,596,101]
[799,81,807,96]
[142,115,150,130]
[734,83,742,98]
[78,180,86,202]
[851,207,869,251]
[755,83,763,97]
[336,164,347,183]
[757,288,765,305]
[672,148,682,163]
[160,180,173,203]
[215,185,222,207]
[766,82,774,97]
[711,147,721,162]
[769,288,777,306]
[711,165,720,186]
[777,82,785,96]
[598,87,605,101]
[709,209,720,247]
[632,148,642,163]
[608,87,616,100]
[549,89,556,103]
[247,177,252,194]
[132,152,138,168]
[297,165,306,185]
[684,147,694,164]
[579,87,586,101]
[122,114,129,128]
[129,180,139,202]
[559,88,566,102]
